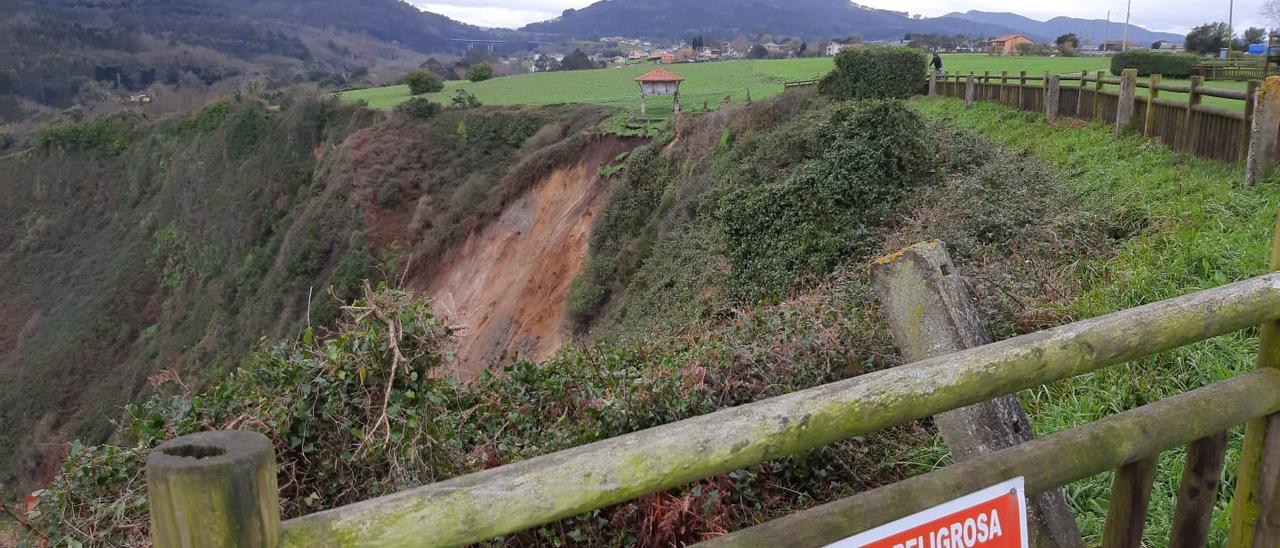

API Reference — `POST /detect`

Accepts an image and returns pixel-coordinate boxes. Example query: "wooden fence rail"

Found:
[932,70,1280,184]
[147,256,1280,546]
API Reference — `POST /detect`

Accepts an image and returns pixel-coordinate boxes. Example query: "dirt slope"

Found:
[419,137,634,377]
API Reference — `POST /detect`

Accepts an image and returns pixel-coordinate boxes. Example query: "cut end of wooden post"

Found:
[148,430,281,548]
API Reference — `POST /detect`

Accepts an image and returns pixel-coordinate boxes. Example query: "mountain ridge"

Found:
[939,10,1185,44]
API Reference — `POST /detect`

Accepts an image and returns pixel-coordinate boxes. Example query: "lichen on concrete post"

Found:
[1116,68,1138,134]
[147,430,281,548]
[1245,76,1280,186]
[964,72,975,108]
[1045,74,1060,122]
[869,241,1084,548]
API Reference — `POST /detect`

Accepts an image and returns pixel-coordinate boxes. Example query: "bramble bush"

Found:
[1110,50,1199,78]
[818,47,926,100]
[718,100,932,301]
[395,97,441,119]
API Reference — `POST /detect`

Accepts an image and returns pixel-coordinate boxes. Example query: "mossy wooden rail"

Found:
[148,255,1280,546]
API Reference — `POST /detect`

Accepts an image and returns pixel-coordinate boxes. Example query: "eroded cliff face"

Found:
[418,137,635,376]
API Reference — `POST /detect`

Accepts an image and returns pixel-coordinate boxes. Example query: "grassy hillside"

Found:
[0,97,611,498]
[913,97,1276,544]
[342,54,1111,116]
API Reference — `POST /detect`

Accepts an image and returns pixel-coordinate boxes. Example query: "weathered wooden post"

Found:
[1245,77,1280,186]
[1076,69,1087,116]
[1093,70,1105,120]
[1241,80,1260,164]
[147,431,281,548]
[1115,68,1138,134]
[1045,74,1060,122]
[1144,74,1162,137]
[1000,70,1008,105]
[982,70,990,100]
[1168,432,1228,547]
[870,241,1084,548]
[1227,204,1280,544]
[1018,70,1027,109]
[964,72,975,108]
[1102,456,1158,548]
[928,70,937,97]
[1181,75,1203,153]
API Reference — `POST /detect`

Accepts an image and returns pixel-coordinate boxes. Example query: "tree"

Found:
[748,44,769,59]
[401,70,443,95]
[1152,40,1165,49]
[467,63,494,82]
[560,49,594,71]
[419,58,453,80]
[798,42,808,56]
[1055,33,1079,48]
[1265,0,1280,28]
[692,36,704,51]
[395,97,440,119]
[1245,26,1267,45]
[534,54,560,72]
[1184,22,1231,55]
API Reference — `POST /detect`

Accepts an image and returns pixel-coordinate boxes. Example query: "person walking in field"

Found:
[931,53,943,74]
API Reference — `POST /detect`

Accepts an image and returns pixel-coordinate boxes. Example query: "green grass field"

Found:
[914,97,1276,545]
[342,54,1117,116]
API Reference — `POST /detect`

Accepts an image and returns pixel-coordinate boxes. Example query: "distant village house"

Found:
[987,34,1032,55]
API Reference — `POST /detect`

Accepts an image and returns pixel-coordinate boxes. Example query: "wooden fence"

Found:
[1194,60,1267,81]
[934,70,1259,163]
[146,216,1280,546]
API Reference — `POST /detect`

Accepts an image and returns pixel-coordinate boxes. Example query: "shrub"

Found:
[818,47,926,100]
[719,100,932,300]
[35,116,134,153]
[401,70,444,95]
[467,63,494,82]
[1110,50,1199,77]
[449,89,482,109]
[395,97,441,119]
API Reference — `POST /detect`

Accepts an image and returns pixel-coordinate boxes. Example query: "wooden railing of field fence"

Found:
[934,70,1259,163]
[142,75,1280,547]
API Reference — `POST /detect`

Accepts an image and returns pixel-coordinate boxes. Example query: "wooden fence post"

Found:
[1000,70,1008,105]
[1169,432,1228,547]
[1241,80,1260,164]
[147,431,281,548]
[1181,75,1203,153]
[965,72,975,108]
[1093,70,1105,121]
[1046,74,1060,122]
[1018,70,1027,109]
[1144,74,1162,137]
[870,241,1084,548]
[928,70,937,97]
[1227,202,1280,547]
[1116,68,1138,134]
[1102,456,1158,548]
[1245,77,1280,187]
[1076,69,1087,116]
[983,70,990,100]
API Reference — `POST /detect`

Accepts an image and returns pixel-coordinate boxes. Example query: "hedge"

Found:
[1110,50,1199,78]
[818,47,927,100]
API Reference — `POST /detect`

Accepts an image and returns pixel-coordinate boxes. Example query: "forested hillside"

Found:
[0,0,490,124]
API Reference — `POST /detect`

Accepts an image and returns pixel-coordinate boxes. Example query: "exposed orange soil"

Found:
[419,138,634,377]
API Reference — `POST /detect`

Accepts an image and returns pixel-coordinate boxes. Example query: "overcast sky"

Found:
[413,0,1272,34]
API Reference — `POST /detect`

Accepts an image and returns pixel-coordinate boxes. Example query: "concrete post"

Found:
[1241,80,1261,164]
[639,92,646,116]
[673,92,680,114]
[928,71,937,96]
[1116,68,1138,134]
[1045,74,1060,122]
[1246,77,1280,186]
[964,72,975,108]
[1093,70,1105,120]
[1076,70,1087,116]
[870,241,1085,548]
[147,431,280,548]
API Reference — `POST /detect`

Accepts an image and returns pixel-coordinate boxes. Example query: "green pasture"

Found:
[342,54,1116,115]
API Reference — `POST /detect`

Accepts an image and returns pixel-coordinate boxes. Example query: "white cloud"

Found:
[412,0,1275,34]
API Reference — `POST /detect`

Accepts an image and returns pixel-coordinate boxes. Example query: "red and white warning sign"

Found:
[827,477,1029,548]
